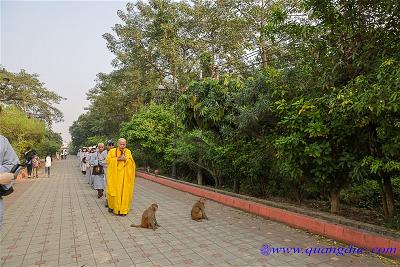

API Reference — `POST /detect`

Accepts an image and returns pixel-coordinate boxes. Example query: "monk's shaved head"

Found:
[118,138,127,150]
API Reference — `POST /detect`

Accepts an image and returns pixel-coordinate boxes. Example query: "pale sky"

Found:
[1,0,129,142]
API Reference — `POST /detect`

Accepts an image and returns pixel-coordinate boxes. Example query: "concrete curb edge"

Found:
[137,171,400,257]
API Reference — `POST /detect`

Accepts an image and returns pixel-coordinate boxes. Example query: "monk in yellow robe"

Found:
[106,138,136,216]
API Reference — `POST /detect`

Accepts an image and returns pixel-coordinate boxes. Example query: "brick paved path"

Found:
[0,157,395,267]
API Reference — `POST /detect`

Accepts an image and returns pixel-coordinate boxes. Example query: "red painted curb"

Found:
[137,172,399,257]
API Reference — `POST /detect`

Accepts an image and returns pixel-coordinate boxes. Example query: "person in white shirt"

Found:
[45,154,52,177]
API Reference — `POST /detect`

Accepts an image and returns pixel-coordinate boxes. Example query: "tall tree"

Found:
[0,69,64,124]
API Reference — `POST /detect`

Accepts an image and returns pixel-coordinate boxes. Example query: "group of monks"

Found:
[78,138,136,216]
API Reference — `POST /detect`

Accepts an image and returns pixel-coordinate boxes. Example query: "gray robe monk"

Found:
[89,151,105,190]
[81,151,88,173]
[85,152,93,185]
[0,135,19,227]
[99,150,108,194]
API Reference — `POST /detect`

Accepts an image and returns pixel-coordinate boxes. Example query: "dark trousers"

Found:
[27,164,33,176]
[45,167,50,177]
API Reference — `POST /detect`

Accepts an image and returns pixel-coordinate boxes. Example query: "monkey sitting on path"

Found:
[131,203,160,230]
[191,198,209,221]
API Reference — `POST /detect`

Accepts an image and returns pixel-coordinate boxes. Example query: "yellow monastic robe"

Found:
[106,148,136,215]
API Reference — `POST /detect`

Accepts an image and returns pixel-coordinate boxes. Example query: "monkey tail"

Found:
[130,224,142,228]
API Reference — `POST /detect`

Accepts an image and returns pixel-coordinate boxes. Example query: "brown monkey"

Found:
[131,203,160,230]
[191,198,209,221]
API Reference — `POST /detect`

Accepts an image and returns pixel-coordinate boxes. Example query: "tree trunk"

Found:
[197,167,203,185]
[260,47,268,68]
[212,171,219,188]
[259,0,268,69]
[378,178,389,218]
[330,190,340,213]
[197,130,203,185]
[383,175,395,218]
[215,173,222,188]
[233,178,240,194]
[214,176,219,188]
[292,181,304,203]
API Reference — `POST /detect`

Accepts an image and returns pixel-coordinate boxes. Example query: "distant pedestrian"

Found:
[45,154,52,177]
[86,147,95,186]
[32,155,40,178]
[77,149,82,167]
[80,148,88,175]
[24,147,36,178]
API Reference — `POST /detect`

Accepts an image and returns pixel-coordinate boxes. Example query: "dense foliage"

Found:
[0,104,62,157]
[70,0,400,225]
[120,104,177,170]
[0,69,64,124]
[0,69,63,158]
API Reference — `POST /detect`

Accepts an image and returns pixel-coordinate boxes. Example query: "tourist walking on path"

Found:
[0,135,19,227]
[106,138,136,216]
[32,155,40,178]
[90,143,106,198]
[24,147,36,178]
[45,154,52,177]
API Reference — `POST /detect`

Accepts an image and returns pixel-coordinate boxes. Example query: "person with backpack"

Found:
[32,155,40,178]
[24,147,36,178]
[90,143,105,198]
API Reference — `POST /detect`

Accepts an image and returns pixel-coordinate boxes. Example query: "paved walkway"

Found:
[0,157,396,267]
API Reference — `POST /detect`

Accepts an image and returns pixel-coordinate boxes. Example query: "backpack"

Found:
[32,157,39,168]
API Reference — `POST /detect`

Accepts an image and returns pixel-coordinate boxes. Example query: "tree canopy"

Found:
[0,68,64,156]
[71,0,400,226]
[0,69,64,125]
